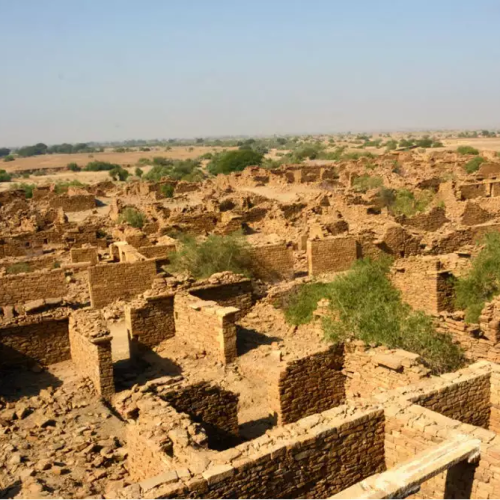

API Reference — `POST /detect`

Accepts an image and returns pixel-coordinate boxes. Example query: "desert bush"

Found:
[6,262,31,274]
[168,232,253,279]
[352,175,383,192]
[285,258,464,374]
[135,167,144,177]
[67,162,81,172]
[208,150,263,175]
[54,180,87,194]
[464,156,485,174]
[389,189,433,217]
[109,166,130,181]
[3,155,14,162]
[0,169,12,182]
[160,184,174,198]
[84,161,119,171]
[12,183,36,198]
[119,208,145,229]
[457,145,479,156]
[455,232,500,323]
[144,159,203,182]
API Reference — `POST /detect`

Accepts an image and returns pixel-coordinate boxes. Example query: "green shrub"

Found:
[285,258,464,374]
[135,167,144,177]
[168,232,253,279]
[3,155,14,162]
[457,145,479,155]
[53,261,61,269]
[388,189,433,217]
[84,161,119,171]
[352,175,383,192]
[6,262,31,274]
[67,162,81,172]
[119,208,145,229]
[0,169,12,182]
[12,183,36,198]
[455,232,500,323]
[54,180,87,194]
[207,150,263,175]
[109,166,130,181]
[144,159,203,182]
[464,156,485,174]
[160,184,174,198]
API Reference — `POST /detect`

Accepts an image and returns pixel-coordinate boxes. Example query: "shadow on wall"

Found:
[239,413,277,441]
[113,346,183,392]
[236,326,282,356]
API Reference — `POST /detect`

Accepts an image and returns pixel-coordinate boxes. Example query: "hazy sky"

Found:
[1,0,500,146]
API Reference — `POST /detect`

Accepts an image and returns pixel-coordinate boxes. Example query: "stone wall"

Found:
[0,314,70,368]
[391,257,455,315]
[141,406,385,499]
[162,382,239,449]
[459,182,488,199]
[307,236,358,276]
[188,279,253,319]
[344,342,431,399]
[248,242,294,281]
[274,345,346,425]
[174,293,238,364]
[137,244,176,261]
[69,310,114,399]
[411,372,491,428]
[0,269,68,307]
[49,194,96,212]
[125,294,175,350]
[70,246,98,265]
[88,260,158,308]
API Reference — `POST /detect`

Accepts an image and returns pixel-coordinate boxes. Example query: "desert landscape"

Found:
[2,132,500,498]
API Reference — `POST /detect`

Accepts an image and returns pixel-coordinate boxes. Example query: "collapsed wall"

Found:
[70,246,98,265]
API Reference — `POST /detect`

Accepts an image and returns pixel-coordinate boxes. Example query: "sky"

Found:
[1,0,500,146]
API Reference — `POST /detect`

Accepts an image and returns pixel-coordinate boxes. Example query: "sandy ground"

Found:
[1,146,237,172]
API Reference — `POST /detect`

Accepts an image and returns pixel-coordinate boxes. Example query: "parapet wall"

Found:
[0,269,68,307]
[174,293,238,364]
[307,236,358,276]
[69,310,114,399]
[0,314,70,368]
[391,257,455,315]
[125,294,175,350]
[88,260,158,308]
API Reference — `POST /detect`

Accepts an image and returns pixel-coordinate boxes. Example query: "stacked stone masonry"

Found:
[307,236,358,276]
[88,260,158,308]
[248,243,294,281]
[70,246,98,265]
[0,269,68,306]
[174,293,238,364]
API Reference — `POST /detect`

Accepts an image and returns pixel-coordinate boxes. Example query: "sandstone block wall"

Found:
[174,294,238,364]
[125,294,175,350]
[162,382,239,448]
[69,311,114,399]
[137,244,176,260]
[146,407,385,499]
[189,280,253,319]
[391,257,455,315]
[49,194,96,212]
[88,260,158,308]
[275,345,346,425]
[459,182,488,199]
[0,316,70,368]
[0,269,68,306]
[344,342,431,398]
[307,236,358,276]
[248,243,294,281]
[411,372,491,428]
[70,246,98,265]
[491,368,500,433]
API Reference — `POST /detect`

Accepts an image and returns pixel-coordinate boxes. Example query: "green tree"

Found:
[207,150,264,175]
[109,166,130,181]
[135,167,144,177]
[457,145,479,155]
[0,148,11,157]
[0,169,12,182]
[67,162,81,172]
[3,155,14,162]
